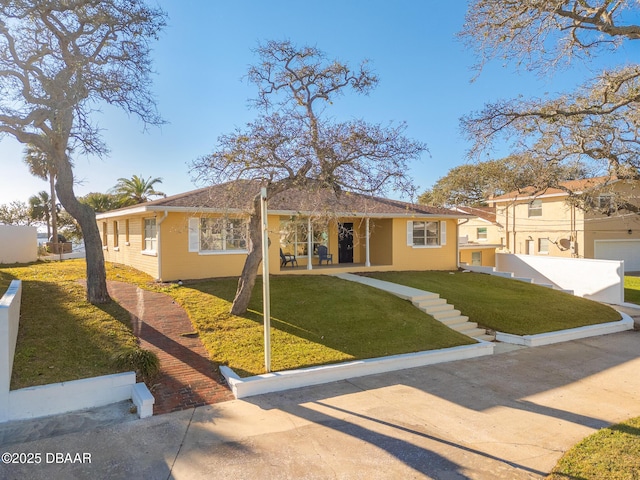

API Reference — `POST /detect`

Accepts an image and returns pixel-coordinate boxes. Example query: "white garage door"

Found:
[594,240,640,272]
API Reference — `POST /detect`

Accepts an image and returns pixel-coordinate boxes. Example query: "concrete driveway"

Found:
[2,330,640,479]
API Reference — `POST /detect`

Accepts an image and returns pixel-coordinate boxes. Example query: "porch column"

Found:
[307,217,313,270]
[365,217,371,267]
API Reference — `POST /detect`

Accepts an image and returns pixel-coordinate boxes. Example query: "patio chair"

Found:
[280,248,298,267]
[317,245,333,265]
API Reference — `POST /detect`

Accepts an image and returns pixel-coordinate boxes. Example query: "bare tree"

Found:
[0,1,166,303]
[460,1,640,209]
[191,40,426,314]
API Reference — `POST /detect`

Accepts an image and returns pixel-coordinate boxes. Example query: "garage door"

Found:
[594,240,640,272]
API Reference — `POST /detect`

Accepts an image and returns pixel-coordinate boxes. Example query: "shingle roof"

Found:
[454,206,497,224]
[489,176,614,202]
[98,180,468,218]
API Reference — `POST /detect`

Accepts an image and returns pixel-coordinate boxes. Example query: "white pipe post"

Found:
[307,217,313,270]
[365,217,371,267]
[260,188,271,373]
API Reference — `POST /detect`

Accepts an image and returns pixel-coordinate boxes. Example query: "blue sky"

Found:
[0,1,609,205]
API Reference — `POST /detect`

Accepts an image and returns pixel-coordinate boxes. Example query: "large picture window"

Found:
[199,217,248,252]
[279,219,328,256]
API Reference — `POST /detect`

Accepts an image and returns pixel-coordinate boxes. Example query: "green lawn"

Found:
[0,260,150,389]
[159,275,475,377]
[624,276,640,305]
[363,271,621,335]
[547,416,640,479]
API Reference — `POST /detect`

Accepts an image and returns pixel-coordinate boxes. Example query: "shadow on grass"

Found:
[176,275,474,377]
[10,279,136,390]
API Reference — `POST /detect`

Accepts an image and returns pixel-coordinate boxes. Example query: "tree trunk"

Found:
[55,154,111,304]
[230,194,263,315]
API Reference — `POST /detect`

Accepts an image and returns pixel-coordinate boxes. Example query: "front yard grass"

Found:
[547,416,640,479]
[0,260,150,389]
[363,271,621,335]
[624,276,640,305]
[159,275,475,377]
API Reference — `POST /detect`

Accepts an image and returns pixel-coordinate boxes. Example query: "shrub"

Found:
[112,347,160,384]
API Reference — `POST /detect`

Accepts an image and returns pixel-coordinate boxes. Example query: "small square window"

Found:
[538,238,549,254]
[528,199,542,217]
[477,227,487,240]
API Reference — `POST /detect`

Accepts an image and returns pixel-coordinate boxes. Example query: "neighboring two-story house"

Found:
[486,177,640,271]
[455,206,503,267]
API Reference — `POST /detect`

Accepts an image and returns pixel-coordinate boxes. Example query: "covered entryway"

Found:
[594,239,640,271]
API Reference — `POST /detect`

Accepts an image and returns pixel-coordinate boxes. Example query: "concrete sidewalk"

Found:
[2,330,639,479]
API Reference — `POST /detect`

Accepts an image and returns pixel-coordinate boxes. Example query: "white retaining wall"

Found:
[0,226,37,264]
[0,281,154,422]
[495,253,624,304]
[0,280,22,422]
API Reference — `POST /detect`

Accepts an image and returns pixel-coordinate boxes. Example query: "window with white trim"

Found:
[538,238,549,254]
[407,220,446,247]
[477,227,487,241]
[144,218,157,252]
[113,221,119,248]
[189,217,249,253]
[528,199,542,217]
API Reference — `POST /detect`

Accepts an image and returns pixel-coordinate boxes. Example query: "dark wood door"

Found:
[338,223,354,263]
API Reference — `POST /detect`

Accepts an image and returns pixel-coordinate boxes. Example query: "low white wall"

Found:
[0,280,22,422]
[496,313,634,347]
[222,342,495,399]
[496,253,624,304]
[0,226,37,264]
[8,372,136,421]
[0,280,154,422]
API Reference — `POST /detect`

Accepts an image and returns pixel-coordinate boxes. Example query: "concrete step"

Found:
[423,303,455,315]
[449,322,479,333]
[410,292,440,302]
[412,297,447,309]
[475,333,496,342]
[431,309,462,321]
[462,327,489,338]
[439,315,470,325]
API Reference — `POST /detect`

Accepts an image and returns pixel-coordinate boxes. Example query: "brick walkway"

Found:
[107,281,234,415]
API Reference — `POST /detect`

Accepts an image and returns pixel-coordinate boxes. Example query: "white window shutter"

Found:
[440,221,447,246]
[407,221,413,246]
[188,218,200,252]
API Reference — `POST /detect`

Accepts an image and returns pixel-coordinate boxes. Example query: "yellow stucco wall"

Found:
[458,217,502,245]
[99,212,461,280]
[459,248,496,267]
[390,218,458,270]
[100,216,159,279]
[494,197,583,257]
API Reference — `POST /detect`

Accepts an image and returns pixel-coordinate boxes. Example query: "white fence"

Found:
[0,226,37,264]
[495,253,624,305]
[0,280,154,423]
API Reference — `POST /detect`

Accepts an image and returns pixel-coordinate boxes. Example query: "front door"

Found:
[338,223,354,263]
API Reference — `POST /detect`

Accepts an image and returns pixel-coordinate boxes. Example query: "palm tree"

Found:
[80,192,124,213]
[28,191,53,238]
[110,174,165,204]
[24,143,59,244]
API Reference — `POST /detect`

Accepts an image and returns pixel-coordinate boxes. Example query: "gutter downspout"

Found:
[156,210,169,282]
[456,218,469,268]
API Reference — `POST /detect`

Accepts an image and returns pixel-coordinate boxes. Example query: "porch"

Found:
[274,262,394,276]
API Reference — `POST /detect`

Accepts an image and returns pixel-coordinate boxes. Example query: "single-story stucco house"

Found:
[95,180,471,282]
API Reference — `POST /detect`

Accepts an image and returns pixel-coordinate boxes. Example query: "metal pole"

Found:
[260,187,271,373]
